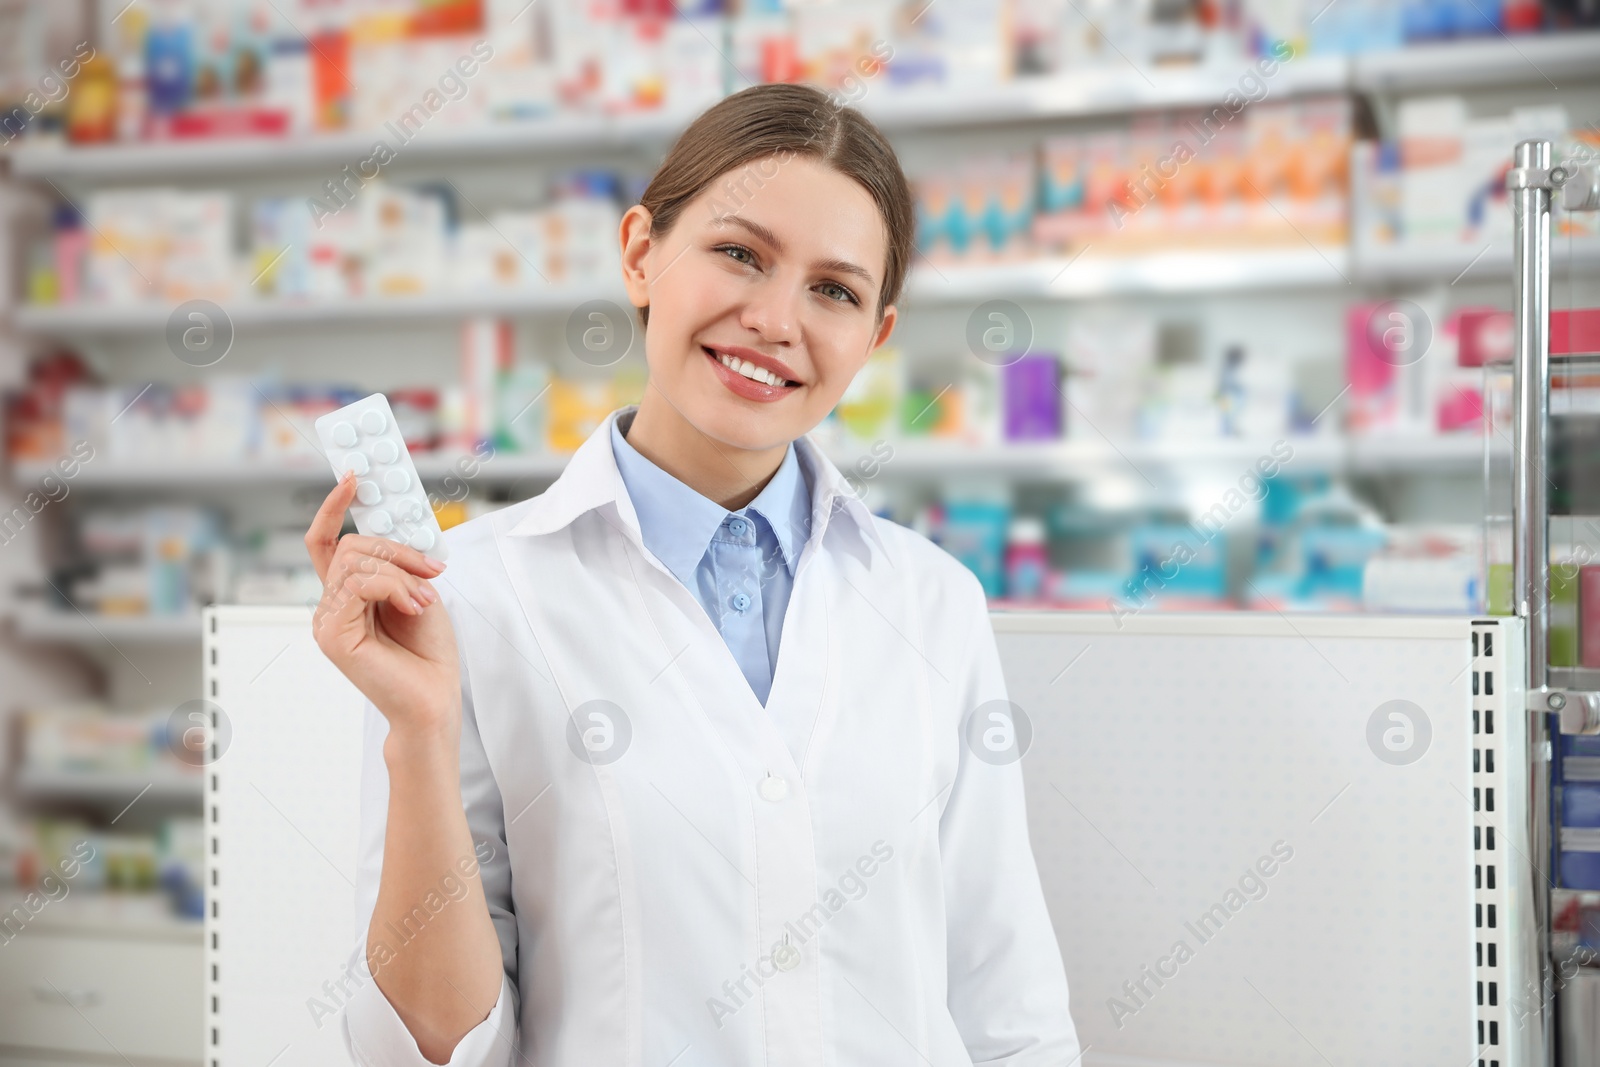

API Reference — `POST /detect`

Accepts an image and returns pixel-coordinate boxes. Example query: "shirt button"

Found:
[759,775,788,801]
[730,592,752,613]
[773,937,801,971]
[729,517,750,537]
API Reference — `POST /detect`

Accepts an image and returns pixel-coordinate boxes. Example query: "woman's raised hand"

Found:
[306,473,461,742]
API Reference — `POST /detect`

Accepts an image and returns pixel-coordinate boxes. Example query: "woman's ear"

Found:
[619,204,654,312]
[869,304,898,354]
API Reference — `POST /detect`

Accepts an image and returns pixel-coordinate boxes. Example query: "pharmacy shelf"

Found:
[906,245,1352,302]
[11,248,1358,339]
[6,105,705,182]
[11,285,631,334]
[12,452,568,488]
[1356,237,1600,285]
[13,767,204,805]
[1345,434,1506,472]
[1352,30,1600,94]
[860,55,1349,130]
[9,608,204,645]
[11,32,1597,185]
[3,59,1352,184]
[12,434,1499,492]
[0,889,201,942]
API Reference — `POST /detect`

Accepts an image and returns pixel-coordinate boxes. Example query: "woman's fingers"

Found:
[318,556,438,627]
[306,473,359,582]
[333,535,445,579]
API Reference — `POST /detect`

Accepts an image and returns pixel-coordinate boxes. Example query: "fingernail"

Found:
[424,556,446,571]
[416,584,437,605]
[408,597,424,614]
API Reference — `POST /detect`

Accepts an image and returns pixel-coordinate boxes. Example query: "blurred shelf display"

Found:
[1350,29,1600,92]
[13,287,634,334]
[11,452,568,488]
[13,768,203,805]
[906,247,1352,301]
[10,608,205,645]
[10,434,1504,489]
[1355,237,1600,284]
[0,889,202,942]
[6,106,705,182]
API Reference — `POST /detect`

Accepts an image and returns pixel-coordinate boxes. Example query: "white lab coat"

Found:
[340,407,1081,1067]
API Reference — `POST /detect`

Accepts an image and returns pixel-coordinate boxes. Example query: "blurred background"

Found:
[0,0,1596,1063]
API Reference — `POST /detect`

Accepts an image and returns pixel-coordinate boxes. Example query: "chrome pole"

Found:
[1510,137,1554,1067]
[1512,137,1551,693]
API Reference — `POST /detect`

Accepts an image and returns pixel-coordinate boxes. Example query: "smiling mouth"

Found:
[704,346,797,388]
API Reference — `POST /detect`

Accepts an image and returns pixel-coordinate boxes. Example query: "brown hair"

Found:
[635,82,913,328]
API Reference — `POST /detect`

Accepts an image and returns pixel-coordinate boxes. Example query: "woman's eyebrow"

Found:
[712,213,876,285]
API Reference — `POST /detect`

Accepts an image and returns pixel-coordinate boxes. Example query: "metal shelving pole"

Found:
[1509,137,1600,1066]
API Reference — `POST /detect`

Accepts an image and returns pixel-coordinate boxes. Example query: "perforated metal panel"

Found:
[995,612,1539,1067]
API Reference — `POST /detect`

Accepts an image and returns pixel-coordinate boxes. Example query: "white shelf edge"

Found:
[14,767,204,803]
[12,452,569,488]
[11,434,1499,491]
[9,608,204,644]
[1352,30,1600,93]
[12,286,633,333]
[8,106,705,180]
[1356,237,1600,284]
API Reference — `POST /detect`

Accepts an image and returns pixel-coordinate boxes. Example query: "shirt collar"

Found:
[506,406,887,561]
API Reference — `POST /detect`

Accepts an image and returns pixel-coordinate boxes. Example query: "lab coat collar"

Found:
[507,406,887,560]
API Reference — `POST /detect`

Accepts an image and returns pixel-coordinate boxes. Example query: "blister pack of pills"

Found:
[314,393,448,561]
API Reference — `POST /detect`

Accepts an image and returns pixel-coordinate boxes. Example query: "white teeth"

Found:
[716,351,786,387]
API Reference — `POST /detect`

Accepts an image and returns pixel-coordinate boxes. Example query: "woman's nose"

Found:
[739,275,800,344]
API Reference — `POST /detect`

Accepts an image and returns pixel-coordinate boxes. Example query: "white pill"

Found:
[384,468,411,493]
[399,500,426,523]
[355,480,382,506]
[331,421,358,448]
[359,409,388,435]
[372,439,400,464]
[342,452,370,476]
[368,510,395,535]
[408,527,436,552]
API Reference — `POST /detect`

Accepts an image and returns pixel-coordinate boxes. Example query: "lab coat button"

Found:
[731,592,752,613]
[759,775,788,801]
[773,939,801,971]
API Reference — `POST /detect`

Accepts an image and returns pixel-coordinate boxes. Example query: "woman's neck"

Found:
[625,384,788,511]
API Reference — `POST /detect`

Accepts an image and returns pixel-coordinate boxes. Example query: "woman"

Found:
[306,82,1080,1067]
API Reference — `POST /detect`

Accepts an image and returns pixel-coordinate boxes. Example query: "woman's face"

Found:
[619,154,899,452]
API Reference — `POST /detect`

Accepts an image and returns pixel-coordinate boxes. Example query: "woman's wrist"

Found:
[382,706,462,774]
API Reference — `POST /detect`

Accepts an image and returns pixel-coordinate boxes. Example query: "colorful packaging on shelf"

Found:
[833,346,903,441]
[1001,354,1062,441]
[461,317,513,453]
[547,378,615,453]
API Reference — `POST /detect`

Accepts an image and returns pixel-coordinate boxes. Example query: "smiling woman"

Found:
[312,81,1082,1067]
[615,82,914,506]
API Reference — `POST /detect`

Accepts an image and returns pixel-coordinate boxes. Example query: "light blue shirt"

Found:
[610,411,811,706]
